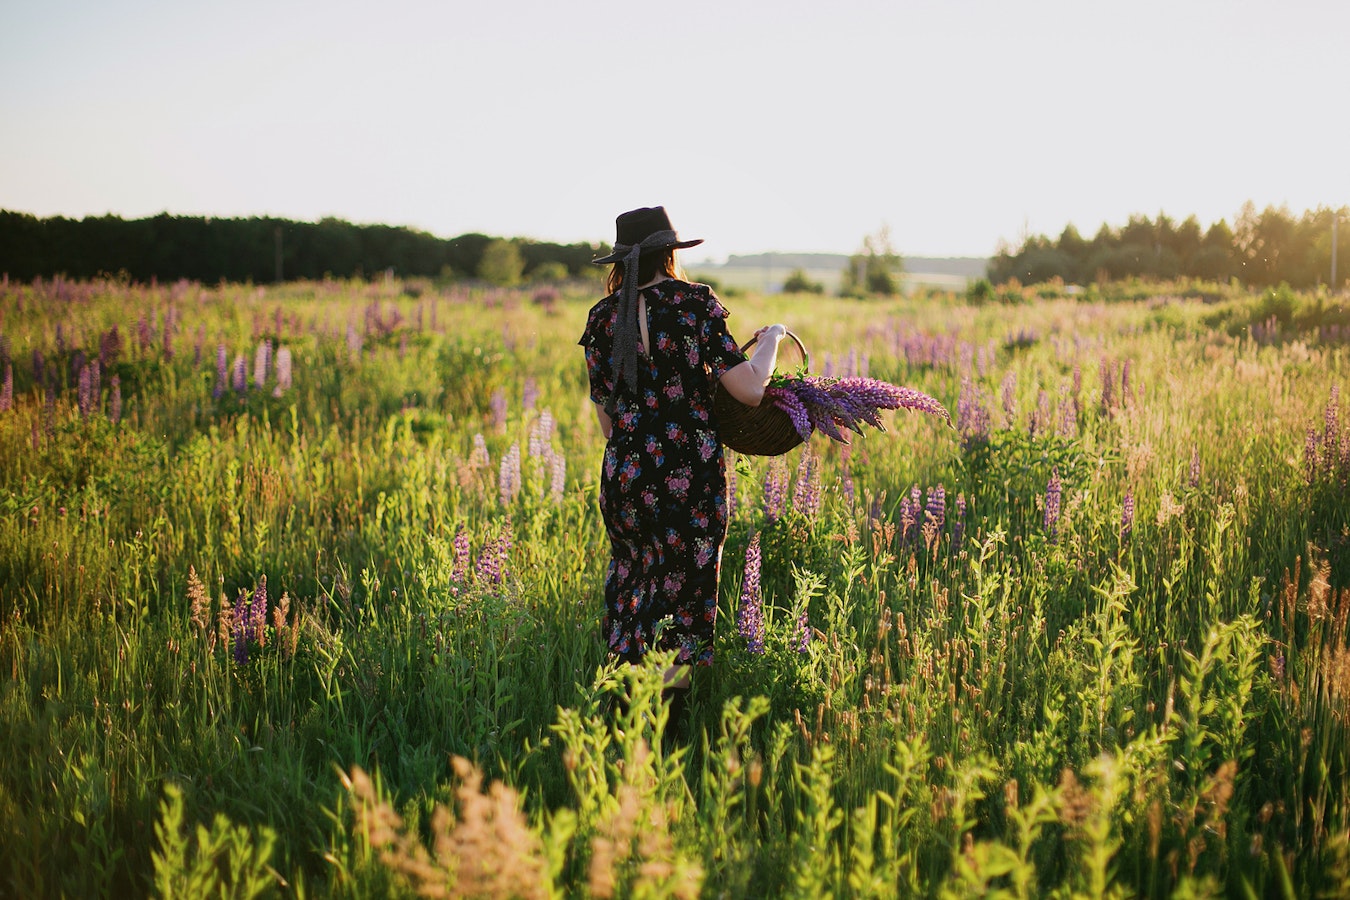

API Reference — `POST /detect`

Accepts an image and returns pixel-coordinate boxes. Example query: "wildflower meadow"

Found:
[1,274,1348,897]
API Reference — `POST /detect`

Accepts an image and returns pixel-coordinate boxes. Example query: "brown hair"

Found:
[605,248,686,295]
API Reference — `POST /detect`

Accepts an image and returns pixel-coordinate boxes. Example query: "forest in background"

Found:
[0,210,601,285]
[3,203,1348,293]
[990,203,1349,290]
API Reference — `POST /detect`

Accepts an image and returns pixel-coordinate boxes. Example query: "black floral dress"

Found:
[579,280,746,666]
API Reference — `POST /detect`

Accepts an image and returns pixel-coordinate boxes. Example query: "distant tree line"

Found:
[0,210,603,284]
[989,203,1349,290]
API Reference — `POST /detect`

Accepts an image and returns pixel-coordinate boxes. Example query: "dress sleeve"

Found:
[697,287,747,381]
[579,302,615,405]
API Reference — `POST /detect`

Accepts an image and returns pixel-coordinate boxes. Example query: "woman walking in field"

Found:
[579,206,787,713]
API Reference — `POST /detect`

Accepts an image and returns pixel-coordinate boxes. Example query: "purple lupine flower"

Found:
[451,525,471,583]
[498,442,521,506]
[346,323,362,358]
[763,458,788,524]
[793,601,811,653]
[1099,358,1116,414]
[958,377,991,450]
[231,355,247,394]
[1001,371,1017,426]
[491,388,508,429]
[1305,427,1321,483]
[1029,390,1051,439]
[522,377,539,412]
[137,315,153,355]
[77,365,94,418]
[474,520,513,585]
[99,326,122,369]
[925,484,946,530]
[214,344,228,399]
[1,362,13,413]
[767,386,812,440]
[737,533,765,654]
[549,450,566,502]
[1121,491,1135,543]
[109,376,122,424]
[792,448,821,519]
[250,576,269,645]
[1058,383,1078,437]
[527,409,555,457]
[1188,446,1201,488]
[1044,467,1062,541]
[1120,358,1132,407]
[253,340,272,388]
[272,347,293,396]
[32,348,45,389]
[232,592,250,665]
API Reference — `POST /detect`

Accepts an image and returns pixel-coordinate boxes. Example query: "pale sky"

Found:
[2,0,1346,260]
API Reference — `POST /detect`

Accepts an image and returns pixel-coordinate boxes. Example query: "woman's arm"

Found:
[719,324,787,407]
[593,402,613,439]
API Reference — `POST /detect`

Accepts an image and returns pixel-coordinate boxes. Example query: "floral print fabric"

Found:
[579,280,746,665]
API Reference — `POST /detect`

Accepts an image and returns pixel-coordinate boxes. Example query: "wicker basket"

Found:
[714,330,810,456]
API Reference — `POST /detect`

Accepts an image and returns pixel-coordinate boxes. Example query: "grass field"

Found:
[1,274,1348,898]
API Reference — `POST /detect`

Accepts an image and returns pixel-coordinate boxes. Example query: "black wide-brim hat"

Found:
[591,206,703,265]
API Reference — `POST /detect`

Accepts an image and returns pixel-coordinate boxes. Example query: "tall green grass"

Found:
[0,275,1347,897]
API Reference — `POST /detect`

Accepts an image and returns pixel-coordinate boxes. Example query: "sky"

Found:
[2,0,1347,261]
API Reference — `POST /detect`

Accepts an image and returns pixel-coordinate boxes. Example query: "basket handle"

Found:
[741,328,810,373]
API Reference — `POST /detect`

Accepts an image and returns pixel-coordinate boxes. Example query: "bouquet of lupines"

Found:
[763,375,951,443]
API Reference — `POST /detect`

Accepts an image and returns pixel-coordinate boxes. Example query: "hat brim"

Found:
[591,238,703,265]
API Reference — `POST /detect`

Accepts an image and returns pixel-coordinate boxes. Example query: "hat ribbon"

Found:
[611,229,679,401]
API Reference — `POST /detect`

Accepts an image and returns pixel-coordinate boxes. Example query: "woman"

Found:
[579,206,787,704]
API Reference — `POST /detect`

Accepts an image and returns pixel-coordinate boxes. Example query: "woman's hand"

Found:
[752,323,788,343]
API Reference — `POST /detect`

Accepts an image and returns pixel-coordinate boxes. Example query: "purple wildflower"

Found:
[272,347,293,396]
[522,377,539,412]
[491,388,508,430]
[498,442,521,506]
[925,484,946,530]
[958,377,991,450]
[1305,427,1321,483]
[737,533,765,654]
[1120,491,1135,543]
[1058,383,1078,437]
[99,326,122,369]
[763,458,788,524]
[1001,371,1017,426]
[1100,358,1116,415]
[77,365,94,418]
[1044,467,1062,541]
[1029,390,1050,439]
[253,340,272,389]
[214,344,227,399]
[232,355,247,394]
[549,449,566,502]
[474,520,513,585]
[451,525,471,583]
[232,592,250,665]
[791,448,821,519]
